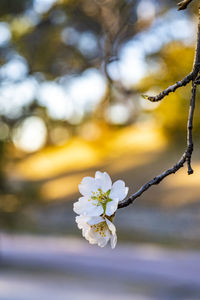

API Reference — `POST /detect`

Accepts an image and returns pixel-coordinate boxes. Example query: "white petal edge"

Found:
[110,180,129,201]
[105,218,116,235]
[73,197,88,214]
[105,218,117,249]
[105,198,119,216]
[78,176,97,196]
[75,215,90,229]
[110,232,117,249]
[87,216,104,226]
[73,197,104,216]
[95,171,112,192]
[97,236,110,248]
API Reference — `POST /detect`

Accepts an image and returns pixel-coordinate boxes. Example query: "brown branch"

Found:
[118,82,197,208]
[118,154,186,209]
[144,4,200,103]
[142,72,194,102]
[178,0,194,10]
[118,6,200,209]
[186,82,196,174]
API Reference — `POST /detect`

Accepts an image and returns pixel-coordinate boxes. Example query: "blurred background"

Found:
[0,0,200,299]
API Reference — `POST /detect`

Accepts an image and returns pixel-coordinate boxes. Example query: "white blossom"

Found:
[74,171,128,248]
[73,171,128,217]
[76,215,117,249]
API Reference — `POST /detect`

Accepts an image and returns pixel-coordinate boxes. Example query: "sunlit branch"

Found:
[118,6,200,209]
[186,82,196,174]
[144,3,200,103]
[118,83,197,209]
[142,72,194,102]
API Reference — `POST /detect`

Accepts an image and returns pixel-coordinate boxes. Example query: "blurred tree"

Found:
[139,42,197,139]
[0,0,197,127]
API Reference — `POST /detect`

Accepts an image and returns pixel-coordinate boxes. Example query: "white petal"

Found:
[81,176,95,185]
[90,227,110,247]
[87,237,96,244]
[73,197,88,214]
[105,218,116,235]
[87,216,104,226]
[82,227,90,239]
[105,218,117,249]
[79,176,98,196]
[87,229,99,245]
[76,216,98,243]
[95,171,112,192]
[110,180,128,201]
[84,205,104,217]
[111,233,117,249]
[97,236,110,247]
[98,227,111,247]
[73,202,81,215]
[105,198,119,216]
[76,215,106,246]
[74,196,104,217]
[75,215,90,229]
[78,203,103,217]
[88,220,109,246]
[84,228,97,244]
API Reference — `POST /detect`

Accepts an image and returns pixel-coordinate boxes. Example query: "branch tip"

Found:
[177,0,193,11]
[188,169,194,175]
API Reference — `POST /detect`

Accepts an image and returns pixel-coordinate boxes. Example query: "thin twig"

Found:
[178,0,194,10]
[118,154,187,209]
[142,72,194,102]
[118,6,200,209]
[118,85,196,208]
[144,4,200,103]
[186,82,196,174]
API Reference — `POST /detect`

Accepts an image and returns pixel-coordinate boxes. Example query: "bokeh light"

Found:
[13,116,47,152]
[0,22,11,46]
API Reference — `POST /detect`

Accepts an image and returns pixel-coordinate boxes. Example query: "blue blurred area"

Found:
[1,234,200,300]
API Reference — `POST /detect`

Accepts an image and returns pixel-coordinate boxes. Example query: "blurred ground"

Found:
[1,234,200,300]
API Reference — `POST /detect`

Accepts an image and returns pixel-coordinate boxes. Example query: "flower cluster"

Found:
[73,171,128,249]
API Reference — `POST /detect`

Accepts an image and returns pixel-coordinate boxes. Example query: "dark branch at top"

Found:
[178,0,194,10]
[143,4,200,103]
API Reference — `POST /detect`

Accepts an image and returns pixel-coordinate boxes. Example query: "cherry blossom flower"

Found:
[73,171,128,217]
[74,171,128,248]
[76,215,117,249]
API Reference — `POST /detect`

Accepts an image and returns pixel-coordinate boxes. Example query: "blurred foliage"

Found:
[0,0,197,130]
[139,42,198,139]
[0,0,33,16]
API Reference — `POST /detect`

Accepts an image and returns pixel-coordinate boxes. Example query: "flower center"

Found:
[91,188,112,214]
[91,221,107,237]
